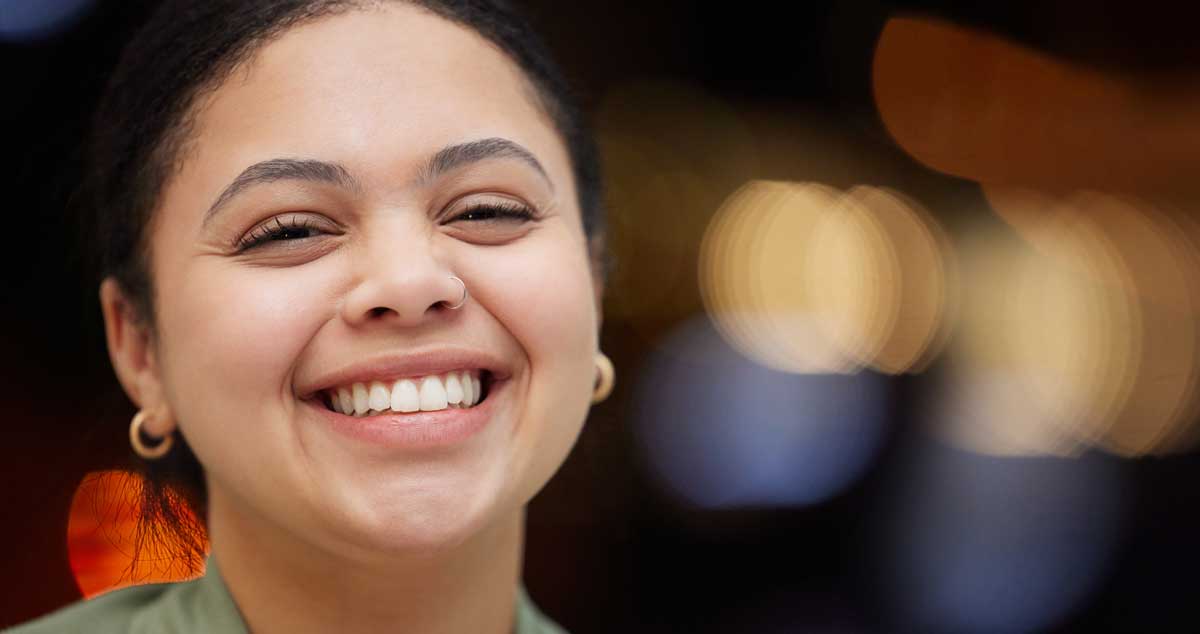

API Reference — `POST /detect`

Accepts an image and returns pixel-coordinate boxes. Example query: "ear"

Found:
[589,235,607,333]
[591,272,605,333]
[100,278,173,435]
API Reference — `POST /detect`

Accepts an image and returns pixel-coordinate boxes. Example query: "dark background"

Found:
[3,1,1200,632]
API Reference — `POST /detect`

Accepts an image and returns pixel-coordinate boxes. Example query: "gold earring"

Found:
[592,352,615,404]
[129,409,174,459]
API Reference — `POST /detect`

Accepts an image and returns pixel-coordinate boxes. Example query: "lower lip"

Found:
[308,380,503,449]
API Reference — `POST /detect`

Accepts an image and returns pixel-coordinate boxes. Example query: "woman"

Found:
[9,0,612,632]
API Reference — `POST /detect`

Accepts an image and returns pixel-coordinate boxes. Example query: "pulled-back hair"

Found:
[86,0,603,572]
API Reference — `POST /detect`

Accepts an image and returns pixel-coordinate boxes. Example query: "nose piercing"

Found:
[446,275,468,310]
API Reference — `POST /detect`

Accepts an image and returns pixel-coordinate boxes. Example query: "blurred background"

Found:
[4,0,1200,631]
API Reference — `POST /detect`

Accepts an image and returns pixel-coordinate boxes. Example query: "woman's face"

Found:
[137,5,598,554]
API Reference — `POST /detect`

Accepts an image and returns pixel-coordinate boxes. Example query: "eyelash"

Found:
[235,201,537,251]
[237,215,319,251]
[447,199,537,224]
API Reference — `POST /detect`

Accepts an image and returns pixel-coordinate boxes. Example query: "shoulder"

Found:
[5,568,245,634]
[4,583,176,634]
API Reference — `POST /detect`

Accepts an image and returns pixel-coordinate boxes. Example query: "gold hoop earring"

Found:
[592,352,615,404]
[129,410,174,460]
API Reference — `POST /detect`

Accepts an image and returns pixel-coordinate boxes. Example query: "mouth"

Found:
[320,369,494,417]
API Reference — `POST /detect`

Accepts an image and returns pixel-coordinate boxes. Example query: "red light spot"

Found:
[67,470,205,598]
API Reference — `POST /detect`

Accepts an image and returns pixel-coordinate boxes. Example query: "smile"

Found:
[323,370,491,416]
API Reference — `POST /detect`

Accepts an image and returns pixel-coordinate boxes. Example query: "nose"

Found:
[340,218,465,328]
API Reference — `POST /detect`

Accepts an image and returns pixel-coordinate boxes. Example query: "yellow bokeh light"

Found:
[700,181,955,375]
[805,188,897,371]
[701,181,850,373]
[936,227,1083,457]
[839,187,957,373]
[940,191,1200,457]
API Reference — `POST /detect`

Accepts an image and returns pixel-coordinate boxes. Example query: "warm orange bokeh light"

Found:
[873,16,1200,197]
[68,470,205,598]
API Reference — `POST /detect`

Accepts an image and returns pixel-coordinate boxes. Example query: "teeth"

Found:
[390,379,420,413]
[419,376,449,411]
[352,383,369,416]
[368,381,390,411]
[461,370,474,406]
[445,373,464,406]
[337,387,354,415]
[326,370,486,416]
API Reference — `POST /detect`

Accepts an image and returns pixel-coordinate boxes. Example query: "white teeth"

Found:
[337,387,353,415]
[460,370,474,405]
[419,376,448,411]
[390,379,420,413]
[444,373,464,406]
[352,383,369,415]
[327,370,485,415]
[368,381,390,411]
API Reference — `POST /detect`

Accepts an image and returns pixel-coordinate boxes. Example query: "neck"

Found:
[206,488,524,634]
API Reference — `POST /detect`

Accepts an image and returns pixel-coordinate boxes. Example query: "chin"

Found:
[326,475,516,555]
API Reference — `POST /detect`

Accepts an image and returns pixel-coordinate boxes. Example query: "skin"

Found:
[100,5,601,633]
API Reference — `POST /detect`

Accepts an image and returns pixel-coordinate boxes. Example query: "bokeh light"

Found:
[699,180,955,375]
[632,317,890,509]
[872,15,1200,197]
[67,470,204,598]
[838,186,957,374]
[937,191,1200,457]
[0,0,95,42]
[881,444,1125,633]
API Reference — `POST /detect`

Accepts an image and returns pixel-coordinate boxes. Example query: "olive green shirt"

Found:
[5,559,567,634]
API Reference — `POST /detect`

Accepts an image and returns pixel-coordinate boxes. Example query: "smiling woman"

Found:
[8,1,608,633]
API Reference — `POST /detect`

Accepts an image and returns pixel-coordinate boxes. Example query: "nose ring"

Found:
[446,275,468,310]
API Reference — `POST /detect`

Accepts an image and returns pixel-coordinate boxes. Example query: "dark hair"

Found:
[86,0,604,573]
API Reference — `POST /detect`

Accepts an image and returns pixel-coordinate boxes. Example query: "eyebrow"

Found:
[418,137,552,189]
[203,158,360,225]
[203,137,552,226]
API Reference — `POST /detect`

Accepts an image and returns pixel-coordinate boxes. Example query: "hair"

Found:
[85,0,605,573]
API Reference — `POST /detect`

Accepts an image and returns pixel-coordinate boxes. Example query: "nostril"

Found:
[368,306,392,318]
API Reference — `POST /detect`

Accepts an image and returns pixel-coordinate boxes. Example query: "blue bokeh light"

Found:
[882,443,1126,633]
[0,0,95,42]
[632,316,892,509]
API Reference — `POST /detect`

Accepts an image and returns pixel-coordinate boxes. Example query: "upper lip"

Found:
[297,346,511,399]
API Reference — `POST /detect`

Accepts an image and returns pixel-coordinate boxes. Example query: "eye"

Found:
[441,198,540,245]
[236,214,328,251]
[446,199,537,224]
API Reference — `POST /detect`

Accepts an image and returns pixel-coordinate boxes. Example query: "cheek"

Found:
[472,228,597,371]
[156,260,336,439]
[462,226,599,494]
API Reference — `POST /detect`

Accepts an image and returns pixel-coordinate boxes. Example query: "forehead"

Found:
[174,3,572,199]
